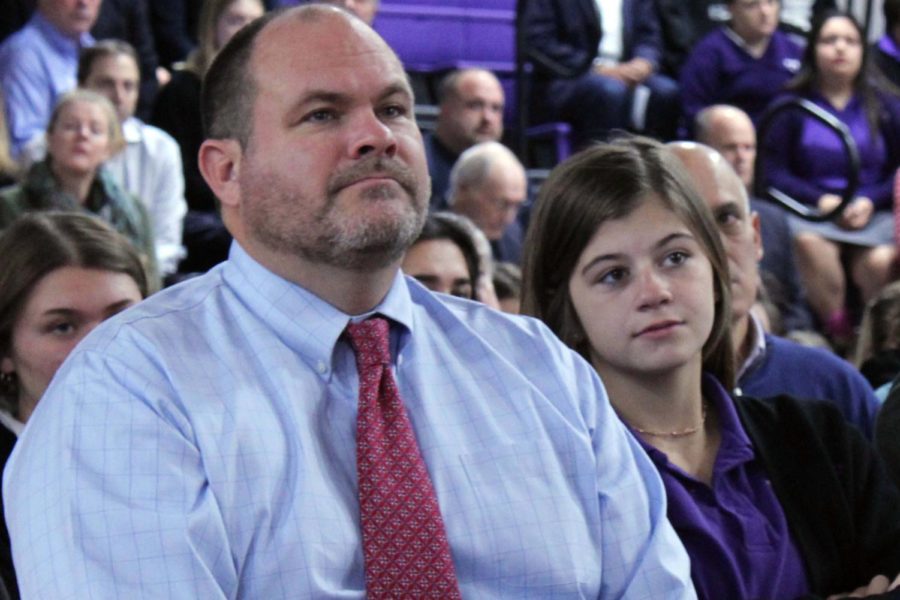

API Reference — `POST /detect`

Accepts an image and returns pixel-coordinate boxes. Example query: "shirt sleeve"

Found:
[1,44,54,157]
[3,344,238,599]
[149,131,188,275]
[561,341,697,598]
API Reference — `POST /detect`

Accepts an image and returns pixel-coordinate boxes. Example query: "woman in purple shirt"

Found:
[763,11,900,341]
[522,136,900,599]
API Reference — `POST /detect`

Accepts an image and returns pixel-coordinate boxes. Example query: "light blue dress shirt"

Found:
[5,243,695,599]
[0,12,93,156]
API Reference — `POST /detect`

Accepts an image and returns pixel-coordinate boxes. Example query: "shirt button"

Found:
[316,361,327,374]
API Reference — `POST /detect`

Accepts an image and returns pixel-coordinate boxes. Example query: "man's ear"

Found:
[750,210,763,261]
[198,138,243,210]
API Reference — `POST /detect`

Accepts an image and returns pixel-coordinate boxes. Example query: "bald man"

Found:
[669,142,879,438]
[425,68,506,208]
[695,104,813,334]
[448,141,527,264]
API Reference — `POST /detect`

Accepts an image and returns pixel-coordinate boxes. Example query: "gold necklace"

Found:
[631,402,708,438]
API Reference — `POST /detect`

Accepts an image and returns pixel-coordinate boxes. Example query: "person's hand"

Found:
[842,197,874,230]
[826,572,900,599]
[593,63,629,83]
[618,58,653,85]
[818,193,843,214]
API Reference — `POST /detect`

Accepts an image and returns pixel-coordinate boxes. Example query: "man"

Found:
[669,142,880,438]
[0,0,101,156]
[522,0,680,146]
[5,6,695,598]
[424,68,505,208]
[695,103,813,333]
[23,40,188,277]
[447,141,527,264]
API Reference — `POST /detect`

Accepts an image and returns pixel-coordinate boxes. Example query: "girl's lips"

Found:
[634,320,682,338]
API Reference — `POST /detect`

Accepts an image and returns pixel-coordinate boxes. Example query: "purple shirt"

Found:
[878,34,900,62]
[764,92,899,209]
[680,27,802,126]
[636,375,809,600]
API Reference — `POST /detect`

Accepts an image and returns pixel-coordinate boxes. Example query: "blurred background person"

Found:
[763,11,900,344]
[0,0,102,156]
[425,68,505,208]
[24,41,187,278]
[0,212,148,599]
[446,141,527,264]
[0,90,158,287]
[401,212,480,300]
[694,104,814,335]
[680,0,802,130]
[855,280,900,400]
[152,0,265,274]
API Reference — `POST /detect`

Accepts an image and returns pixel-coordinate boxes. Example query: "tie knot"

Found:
[346,317,391,367]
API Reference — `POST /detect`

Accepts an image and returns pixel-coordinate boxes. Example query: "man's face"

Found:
[453,159,526,240]
[690,158,762,323]
[438,71,505,154]
[83,54,140,123]
[705,113,757,189]
[39,0,101,38]
[232,13,430,272]
[730,0,780,42]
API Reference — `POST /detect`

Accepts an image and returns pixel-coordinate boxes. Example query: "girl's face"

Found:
[567,196,716,382]
[47,100,112,180]
[815,16,863,83]
[215,0,265,50]
[1,266,142,422]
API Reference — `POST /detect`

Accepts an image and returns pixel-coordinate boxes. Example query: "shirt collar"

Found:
[31,11,94,54]
[121,117,142,144]
[222,242,415,378]
[736,312,767,383]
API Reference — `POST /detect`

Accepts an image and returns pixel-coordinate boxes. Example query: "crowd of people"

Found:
[0,0,899,598]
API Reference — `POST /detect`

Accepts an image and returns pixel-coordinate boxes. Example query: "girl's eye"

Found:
[598,267,627,285]
[664,251,689,266]
[47,322,76,336]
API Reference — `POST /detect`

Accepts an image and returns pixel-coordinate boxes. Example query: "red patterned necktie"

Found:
[345,317,462,599]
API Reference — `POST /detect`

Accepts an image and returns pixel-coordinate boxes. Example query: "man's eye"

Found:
[381,104,407,118]
[304,109,336,123]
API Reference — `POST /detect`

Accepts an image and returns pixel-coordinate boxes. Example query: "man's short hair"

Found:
[436,68,497,105]
[77,39,139,85]
[448,141,521,204]
[201,7,290,147]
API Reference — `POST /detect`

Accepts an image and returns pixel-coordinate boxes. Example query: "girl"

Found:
[522,136,900,599]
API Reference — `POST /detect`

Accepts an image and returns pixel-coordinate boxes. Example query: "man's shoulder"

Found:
[78,269,229,354]
[407,281,579,367]
[761,334,869,386]
[0,22,46,65]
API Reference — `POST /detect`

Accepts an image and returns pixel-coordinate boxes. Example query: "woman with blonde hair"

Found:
[0,90,157,286]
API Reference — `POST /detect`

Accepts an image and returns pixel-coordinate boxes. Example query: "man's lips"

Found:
[634,320,683,338]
